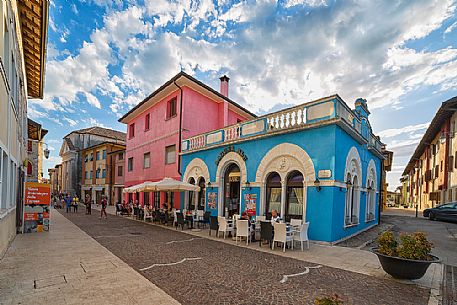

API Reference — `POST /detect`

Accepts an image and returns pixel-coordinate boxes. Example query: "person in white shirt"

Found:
[271,209,280,223]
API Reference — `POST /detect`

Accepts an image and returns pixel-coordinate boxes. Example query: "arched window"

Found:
[188,177,195,210]
[345,173,360,226]
[27,162,32,176]
[366,181,376,221]
[198,177,206,210]
[286,171,304,221]
[265,172,281,215]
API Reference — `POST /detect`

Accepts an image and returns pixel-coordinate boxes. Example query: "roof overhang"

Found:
[118,72,257,124]
[18,0,49,99]
[27,118,47,140]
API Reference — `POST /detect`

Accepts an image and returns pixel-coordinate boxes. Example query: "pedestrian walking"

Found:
[72,195,79,213]
[64,194,72,213]
[100,196,108,219]
[85,194,91,215]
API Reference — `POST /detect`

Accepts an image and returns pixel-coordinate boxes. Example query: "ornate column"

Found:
[280,179,286,218]
[302,181,307,222]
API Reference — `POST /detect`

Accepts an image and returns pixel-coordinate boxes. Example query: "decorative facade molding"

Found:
[215,151,248,184]
[344,146,362,186]
[255,143,316,183]
[183,158,210,183]
[366,159,377,189]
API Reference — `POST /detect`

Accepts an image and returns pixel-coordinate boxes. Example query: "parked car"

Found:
[423,202,457,222]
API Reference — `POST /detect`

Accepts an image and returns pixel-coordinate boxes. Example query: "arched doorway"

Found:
[188,177,196,210]
[285,171,304,221]
[224,163,241,217]
[198,177,206,210]
[265,172,281,216]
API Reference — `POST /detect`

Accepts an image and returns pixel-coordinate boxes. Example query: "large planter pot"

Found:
[371,248,440,280]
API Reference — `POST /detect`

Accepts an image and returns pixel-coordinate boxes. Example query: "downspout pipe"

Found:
[174,80,184,176]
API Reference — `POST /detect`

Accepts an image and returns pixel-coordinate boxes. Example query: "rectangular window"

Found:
[129,123,135,138]
[154,191,160,208]
[143,152,150,168]
[85,171,88,179]
[96,170,100,179]
[96,151,100,161]
[166,97,177,119]
[102,169,106,178]
[145,113,150,130]
[89,153,93,161]
[165,145,176,164]
[89,171,93,179]
[27,140,32,152]
[144,192,149,205]
[118,165,123,177]
[165,191,174,207]
[441,161,443,172]
[118,152,124,160]
[128,157,133,172]
[102,149,106,159]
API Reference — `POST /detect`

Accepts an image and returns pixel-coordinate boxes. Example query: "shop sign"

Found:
[215,145,248,166]
[207,192,217,210]
[24,182,51,233]
[244,193,257,216]
[318,170,332,178]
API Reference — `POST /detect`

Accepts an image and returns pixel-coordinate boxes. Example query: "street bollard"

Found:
[415,204,418,218]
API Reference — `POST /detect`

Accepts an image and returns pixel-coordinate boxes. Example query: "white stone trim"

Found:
[183,158,210,184]
[344,146,362,186]
[255,143,316,183]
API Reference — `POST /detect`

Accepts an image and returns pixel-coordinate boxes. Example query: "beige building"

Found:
[59,127,126,198]
[26,118,47,182]
[0,0,49,256]
[402,96,457,210]
[81,142,126,205]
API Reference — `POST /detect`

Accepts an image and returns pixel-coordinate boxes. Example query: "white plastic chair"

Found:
[290,218,302,229]
[218,217,234,239]
[144,208,153,222]
[293,222,310,251]
[273,223,294,252]
[197,210,204,221]
[236,219,251,245]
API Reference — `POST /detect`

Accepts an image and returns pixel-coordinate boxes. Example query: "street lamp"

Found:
[43,143,50,159]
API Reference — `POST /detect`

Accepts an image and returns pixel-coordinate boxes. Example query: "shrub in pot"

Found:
[372,231,440,280]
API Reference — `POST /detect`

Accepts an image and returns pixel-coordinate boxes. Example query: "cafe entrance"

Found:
[224,163,241,217]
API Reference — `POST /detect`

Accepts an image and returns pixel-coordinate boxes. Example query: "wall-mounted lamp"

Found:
[314,178,321,192]
[245,181,251,190]
[207,181,212,189]
[367,186,373,191]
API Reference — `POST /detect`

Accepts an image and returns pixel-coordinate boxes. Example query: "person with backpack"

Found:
[100,195,108,220]
[64,194,72,213]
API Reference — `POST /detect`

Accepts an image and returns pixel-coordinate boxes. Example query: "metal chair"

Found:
[199,211,211,228]
[259,221,273,248]
[209,216,219,236]
[175,212,188,230]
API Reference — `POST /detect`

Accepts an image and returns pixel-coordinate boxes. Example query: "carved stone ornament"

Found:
[277,157,289,172]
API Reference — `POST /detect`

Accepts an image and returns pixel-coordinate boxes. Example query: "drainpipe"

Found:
[174,80,184,176]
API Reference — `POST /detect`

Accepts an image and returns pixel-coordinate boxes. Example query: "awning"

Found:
[123,178,200,193]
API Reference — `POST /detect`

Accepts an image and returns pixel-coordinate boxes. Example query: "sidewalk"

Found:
[94,205,442,298]
[0,209,179,305]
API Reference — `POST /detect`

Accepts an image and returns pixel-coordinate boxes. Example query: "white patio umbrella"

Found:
[122,181,154,193]
[152,177,200,192]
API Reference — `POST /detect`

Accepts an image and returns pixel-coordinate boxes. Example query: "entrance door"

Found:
[224,163,241,217]
[117,187,122,204]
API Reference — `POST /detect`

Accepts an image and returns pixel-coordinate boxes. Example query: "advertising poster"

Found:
[24,182,51,233]
[244,193,257,216]
[207,192,217,210]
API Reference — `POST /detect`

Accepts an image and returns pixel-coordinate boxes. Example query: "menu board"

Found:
[24,182,51,233]
[207,192,217,210]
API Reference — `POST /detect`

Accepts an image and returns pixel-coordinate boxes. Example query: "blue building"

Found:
[180,95,384,243]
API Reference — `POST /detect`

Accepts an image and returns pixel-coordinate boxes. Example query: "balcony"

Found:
[182,95,383,155]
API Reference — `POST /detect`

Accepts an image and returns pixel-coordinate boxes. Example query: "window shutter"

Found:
[435,165,439,178]
[449,156,454,172]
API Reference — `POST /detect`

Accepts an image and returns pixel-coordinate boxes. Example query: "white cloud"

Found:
[84,92,101,109]
[445,21,457,34]
[378,122,430,138]
[63,117,78,127]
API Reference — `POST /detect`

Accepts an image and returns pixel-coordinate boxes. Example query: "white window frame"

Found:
[143,152,150,169]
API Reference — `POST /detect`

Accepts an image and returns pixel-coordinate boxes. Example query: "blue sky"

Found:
[30,0,457,190]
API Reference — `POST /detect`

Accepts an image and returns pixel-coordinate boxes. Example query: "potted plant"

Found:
[371,231,440,280]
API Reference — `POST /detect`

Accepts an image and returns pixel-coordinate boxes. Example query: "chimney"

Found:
[220,75,230,98]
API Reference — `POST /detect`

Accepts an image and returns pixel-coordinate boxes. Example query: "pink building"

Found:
[119,72,256,209]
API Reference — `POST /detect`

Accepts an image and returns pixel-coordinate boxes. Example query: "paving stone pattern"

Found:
[61,211,430,305]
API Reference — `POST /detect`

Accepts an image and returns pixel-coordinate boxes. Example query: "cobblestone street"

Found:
[61,210,430,305]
